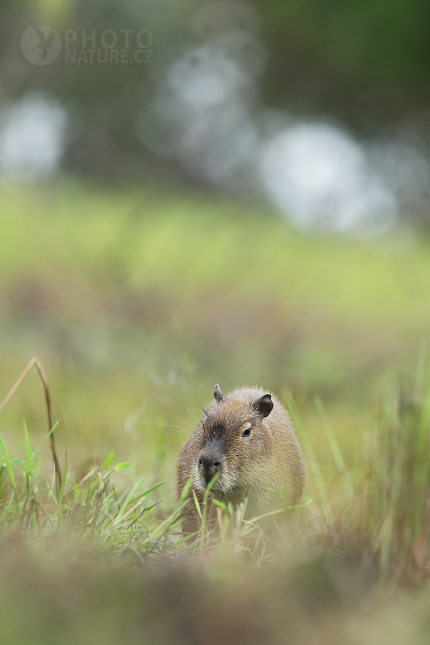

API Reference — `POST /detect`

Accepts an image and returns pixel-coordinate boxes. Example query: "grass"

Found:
[1,353,430,643]
[370,348,430,583]
[0,181,427,479]
[3,181,430,641]
[0,359,300,560]
[1,350,430,571]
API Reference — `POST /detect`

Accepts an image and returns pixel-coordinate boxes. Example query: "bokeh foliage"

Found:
[0,183,428,497]
[1,0,430,178]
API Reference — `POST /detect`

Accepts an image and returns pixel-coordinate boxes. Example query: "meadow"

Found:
[2,182,430,643]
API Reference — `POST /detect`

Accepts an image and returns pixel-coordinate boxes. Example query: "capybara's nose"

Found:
[198,453,222,484]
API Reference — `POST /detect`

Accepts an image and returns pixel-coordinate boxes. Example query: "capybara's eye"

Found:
[242,427,252,438]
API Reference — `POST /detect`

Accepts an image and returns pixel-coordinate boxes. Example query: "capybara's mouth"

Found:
[196,472,227,494]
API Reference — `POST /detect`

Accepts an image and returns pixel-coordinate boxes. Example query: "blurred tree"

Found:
[0,0,429,178]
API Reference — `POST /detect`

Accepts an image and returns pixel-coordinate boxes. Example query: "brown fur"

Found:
[177,386,306,533]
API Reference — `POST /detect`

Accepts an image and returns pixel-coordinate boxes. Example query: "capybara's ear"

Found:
[253,393,273,417]
[213,383,224,403]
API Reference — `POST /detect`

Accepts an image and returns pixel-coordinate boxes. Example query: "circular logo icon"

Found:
[21,26,61,66]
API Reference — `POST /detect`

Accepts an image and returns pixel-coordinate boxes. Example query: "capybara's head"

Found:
[193,384,274,498]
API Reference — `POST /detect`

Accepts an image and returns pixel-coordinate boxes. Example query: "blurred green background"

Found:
[1,0,430,504]
[2,3,430,641]
[1,183,429,505]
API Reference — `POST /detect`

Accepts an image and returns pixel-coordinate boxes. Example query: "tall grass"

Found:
[285,353,430,585]
[369,348,430,582]
[0,424,190,557]
[3,361,430,642]
[0,359,299,561]
[0,422,307,563]
[2,352,430,585]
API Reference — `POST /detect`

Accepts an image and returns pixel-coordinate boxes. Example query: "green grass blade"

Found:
[192,490,202,520]
[0,434,16,489]
[113,462,133,471]
[283,389,327,503]
[23,420,34,476]
[103,450,115,470]
[32,422,59,459]
[180,475,193,503]
[314,396,346,475]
